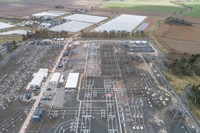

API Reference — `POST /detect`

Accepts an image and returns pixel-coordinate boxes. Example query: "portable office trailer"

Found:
[65,73,79,89]
[50,72,61,84]
[59,75,65,84]
[26,68,48,90]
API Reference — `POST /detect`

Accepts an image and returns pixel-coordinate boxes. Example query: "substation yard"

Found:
[14,39,198,133]
[0,41,63,133]
[0,39,199,133]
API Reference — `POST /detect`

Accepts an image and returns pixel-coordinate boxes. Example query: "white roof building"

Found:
[59,75,65,84]
[0,30,30,35]
[49,21,93,33]
[32,11,68,19]
[135,41,141,44]
[129,41,135,44]
[40,22,52,28]
[26,68,48,90]
[63,14,108,24]
[65,73,80,89]
[50,72,61,84]
[93,14,146,32]
[0,22,14,30]
[142,41,147,44]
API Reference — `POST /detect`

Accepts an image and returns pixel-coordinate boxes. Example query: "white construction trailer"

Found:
[26,68,48,90]
[50,72,61,84]
[59,75,65,84]
[65,73,80,89]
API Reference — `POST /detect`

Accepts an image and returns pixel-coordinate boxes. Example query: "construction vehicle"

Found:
[32,108,44,122]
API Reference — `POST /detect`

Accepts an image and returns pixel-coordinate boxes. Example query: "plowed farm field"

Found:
[0,0,103,18]
[155,23,200,54]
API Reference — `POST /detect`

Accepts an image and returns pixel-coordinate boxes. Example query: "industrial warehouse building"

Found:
[50,72,61,84]
[26,69,48,90]
[65,73,80,89]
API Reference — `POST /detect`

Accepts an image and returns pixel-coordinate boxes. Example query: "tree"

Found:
[12,40,16,46]
[0,53,3,61]
[22,34,27,41]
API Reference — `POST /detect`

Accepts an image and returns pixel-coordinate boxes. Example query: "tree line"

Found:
[0,40,17,61]
[169,53,200,76]
[165,17,192,26]
[190,84,200,105]
[22,29,71,41]
[80,30,149,38]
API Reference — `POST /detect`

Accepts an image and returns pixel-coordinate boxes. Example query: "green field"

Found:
[180,1,200,18]
[105,0,185,14]
[107,0,179,6]
[0,0,23,3]
[105,0,200,18]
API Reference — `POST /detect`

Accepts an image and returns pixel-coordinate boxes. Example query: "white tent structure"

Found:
[65,73,80,89]
[50,72,61,84]
[26,69,48,90]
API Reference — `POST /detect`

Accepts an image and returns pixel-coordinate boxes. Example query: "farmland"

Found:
[104,0,200,18]
[155,22,200,54]
[104,0,186,14]
[180,1,200,18]
[0,25,35,46]
[0,0,23,3]
[0,34,22,45]
[0,0,103,18]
